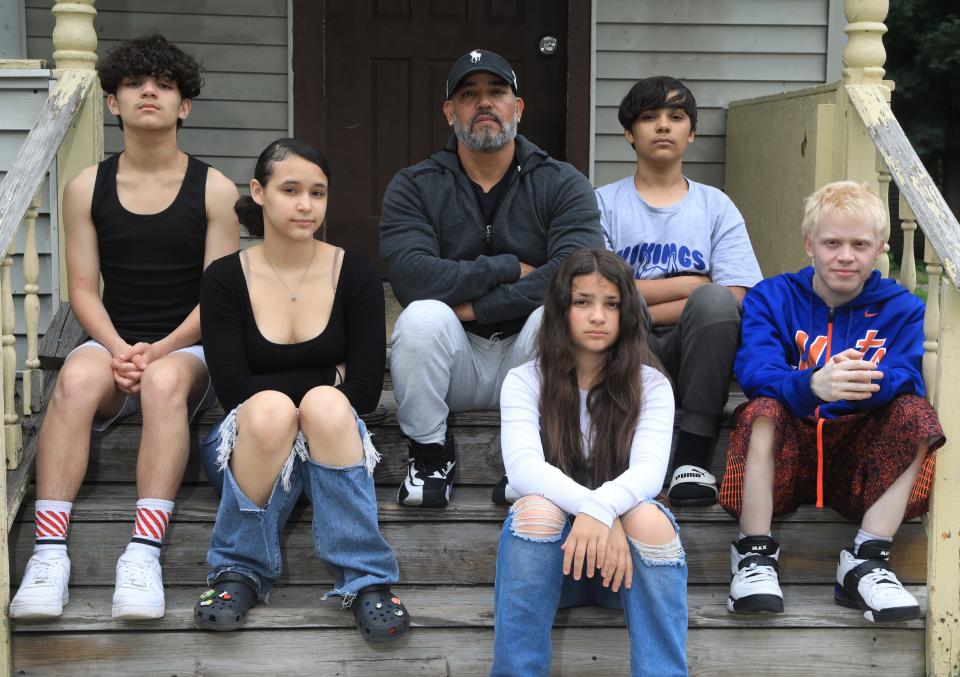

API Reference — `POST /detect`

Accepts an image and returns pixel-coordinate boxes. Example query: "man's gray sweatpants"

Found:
[391,300,543,445]
[642,283,742,439]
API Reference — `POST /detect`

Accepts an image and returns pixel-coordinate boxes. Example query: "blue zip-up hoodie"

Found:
[735,267,925,419]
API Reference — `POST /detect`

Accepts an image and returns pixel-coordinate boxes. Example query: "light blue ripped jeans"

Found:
[200,406,400,605]
[491,499,688,677]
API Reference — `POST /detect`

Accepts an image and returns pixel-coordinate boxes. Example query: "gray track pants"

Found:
[391,300,542,445]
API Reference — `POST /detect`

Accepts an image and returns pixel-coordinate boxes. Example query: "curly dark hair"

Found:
[98,33,202,129]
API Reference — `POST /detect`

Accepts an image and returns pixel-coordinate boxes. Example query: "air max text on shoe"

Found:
[727,536,784,614]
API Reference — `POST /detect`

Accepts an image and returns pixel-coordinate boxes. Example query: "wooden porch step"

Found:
[11,626,925,676]
[12,584,926,632]
[18,484,922,526]
[9,490,927,586]
[82,392,748,486]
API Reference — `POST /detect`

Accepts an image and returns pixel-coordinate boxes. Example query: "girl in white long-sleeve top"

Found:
[491,248,688,677]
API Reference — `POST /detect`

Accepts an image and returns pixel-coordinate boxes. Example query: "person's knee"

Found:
[51,357,113,409]
[622,503,685,564]
[139,360,191,406]
[299,386,354,440]
[392,300,458,345]
[747,414,776,458]
[686,283,741,322]
[509,496,567,541]
[237,391,298,460]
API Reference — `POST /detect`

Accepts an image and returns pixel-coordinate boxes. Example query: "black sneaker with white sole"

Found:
[397,433,456,508]
[727,535,784,614]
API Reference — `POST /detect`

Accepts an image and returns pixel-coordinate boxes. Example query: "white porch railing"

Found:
[0,2,101,674]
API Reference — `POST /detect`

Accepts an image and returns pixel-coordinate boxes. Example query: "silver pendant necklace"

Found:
[262,243,318,302]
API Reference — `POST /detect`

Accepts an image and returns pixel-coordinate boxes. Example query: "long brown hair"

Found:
[538,249,655,486]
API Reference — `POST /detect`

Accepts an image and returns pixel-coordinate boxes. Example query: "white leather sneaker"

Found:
[112,552,165,619]
[10,551,71,619]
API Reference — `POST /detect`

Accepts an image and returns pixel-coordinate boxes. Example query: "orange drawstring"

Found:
[815,313,833,509]
[815,418,825,508]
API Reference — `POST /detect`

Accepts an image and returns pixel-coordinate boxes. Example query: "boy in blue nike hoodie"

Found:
[718,181,944,622]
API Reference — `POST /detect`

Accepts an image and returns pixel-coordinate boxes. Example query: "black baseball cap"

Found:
[445,49,518,99]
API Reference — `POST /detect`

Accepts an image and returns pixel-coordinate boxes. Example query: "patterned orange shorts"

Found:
[718,394,944,522]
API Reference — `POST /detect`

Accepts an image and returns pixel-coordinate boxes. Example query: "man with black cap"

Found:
[380,48,603,508]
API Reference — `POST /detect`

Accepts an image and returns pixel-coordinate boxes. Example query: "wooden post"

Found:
[52,0,101,302]
[923,241,941,406]
[0,262,9,676]
[0,246,19,471]
[22,193,41,416]
[839,1,889,187]
[842,0,888,86]
[928,282,960,676]
[899,193,918,293]
[875,151,891,277]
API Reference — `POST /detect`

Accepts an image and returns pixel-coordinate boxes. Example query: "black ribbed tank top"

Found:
[91,153,209,345]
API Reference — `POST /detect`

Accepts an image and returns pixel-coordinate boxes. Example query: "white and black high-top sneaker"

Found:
[397,433,456,508]
[727,535,784,613]
[835,539,921,622]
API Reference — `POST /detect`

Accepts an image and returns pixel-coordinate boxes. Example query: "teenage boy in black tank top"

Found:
[10,34,240,622]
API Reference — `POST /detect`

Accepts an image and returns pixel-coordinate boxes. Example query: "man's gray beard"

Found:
[453,113,519,152]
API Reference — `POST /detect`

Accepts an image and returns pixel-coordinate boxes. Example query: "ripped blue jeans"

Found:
[200,407,399,605]
[491,499,688,677]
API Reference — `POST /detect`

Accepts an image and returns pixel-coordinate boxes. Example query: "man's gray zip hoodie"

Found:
[379,134,604,337]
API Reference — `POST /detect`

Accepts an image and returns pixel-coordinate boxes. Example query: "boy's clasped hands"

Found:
[810,348,883,402]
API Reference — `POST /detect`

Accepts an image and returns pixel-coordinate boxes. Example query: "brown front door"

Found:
[293,0,587,266]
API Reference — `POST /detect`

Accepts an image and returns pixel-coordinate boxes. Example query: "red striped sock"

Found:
[130,498,174,551]
[34,500,72,550]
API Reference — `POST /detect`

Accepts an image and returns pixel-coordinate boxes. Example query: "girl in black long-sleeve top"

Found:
[193,138,409,640]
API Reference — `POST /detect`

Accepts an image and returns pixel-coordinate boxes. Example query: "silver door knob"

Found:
[539,36,558,55]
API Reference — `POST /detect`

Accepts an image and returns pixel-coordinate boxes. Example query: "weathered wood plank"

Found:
[11,627,925,676]
[846,84,960,287]
[926,284,960,674]
[78,423,742,486]
[8,520,926,586]
[23,484,918,527]
[6,333,60,528]
[11,584,926,633]
[0,70,91,259]
[37,301,84,369]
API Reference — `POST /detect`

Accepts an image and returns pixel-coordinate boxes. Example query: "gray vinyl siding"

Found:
[0,69,57,364]
[25,0,289,246]
[592,0,832,190]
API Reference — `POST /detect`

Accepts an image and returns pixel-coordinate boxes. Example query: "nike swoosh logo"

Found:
[865,311,878,317]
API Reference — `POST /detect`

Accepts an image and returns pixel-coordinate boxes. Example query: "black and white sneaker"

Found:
[835,540,920,622]
[397,434,456,508]
[491,475,522,505]
[667,464,718,506]
[727,535,784,613]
